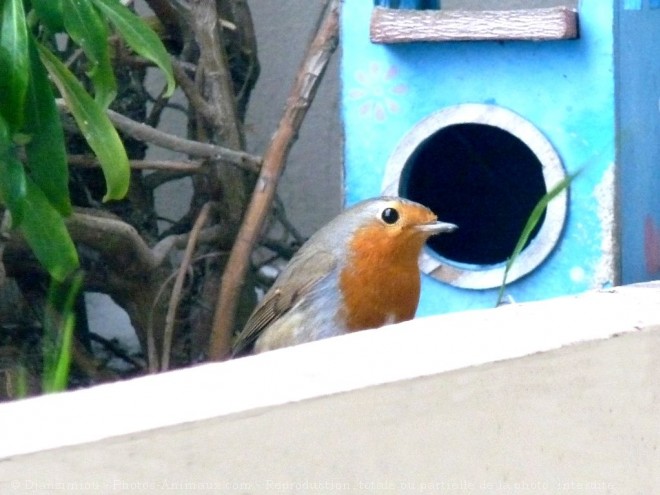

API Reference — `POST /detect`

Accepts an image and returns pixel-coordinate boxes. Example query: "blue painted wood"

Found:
[617,7,660,283]
[622,0,642,10]
[373,0,398,7]
[373,0,440,9]
[342,0,660,315]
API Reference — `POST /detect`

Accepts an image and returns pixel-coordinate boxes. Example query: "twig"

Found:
[146,239,225,373]
[188,0,250,245]
[207,0,341,360]
[88,332,144,370]
[65,211,164,274]
[54,100,261,172]
[142,169,198,190]
[145,82,171,128]
[143,0,187,38]
[73,338,119,383]
[172,58,222,129]
[155,224,231,253]
[273,194,305,246]
[160,202,213,371]
[190,0,243,143]
[68,154,206,173]
[106,108,260,172]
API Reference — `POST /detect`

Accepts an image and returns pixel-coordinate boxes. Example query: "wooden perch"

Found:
[207,0,341,361]
[370,6,579,43]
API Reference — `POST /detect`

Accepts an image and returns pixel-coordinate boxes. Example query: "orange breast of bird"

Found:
[338,215,429,332]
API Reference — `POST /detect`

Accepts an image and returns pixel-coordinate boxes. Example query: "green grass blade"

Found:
[496,171,581,306]
[42,271,84,393]
[45,311,75,392]
[15,365,29,399]
[91,0,175,97]
[38,42,130,201]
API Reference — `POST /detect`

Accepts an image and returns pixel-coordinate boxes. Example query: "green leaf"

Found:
[38,43,130,201]
[0,45,12,114]
[0,114,27,225]
[18,176,79,281]
[0,44,10,79]
[61,0,117,108]
[0,154,27,226]
[91,0,175,97]
[496,170,581,306]
[0,0,29,131]
[42,271,83,393]
[24,34,72,216]
[32,0,65,32]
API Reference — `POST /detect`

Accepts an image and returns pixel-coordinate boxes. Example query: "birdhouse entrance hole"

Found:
[382,104,567,289]
[401,122,547,266]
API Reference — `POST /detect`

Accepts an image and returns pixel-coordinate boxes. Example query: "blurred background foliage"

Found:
[0,0,282,398]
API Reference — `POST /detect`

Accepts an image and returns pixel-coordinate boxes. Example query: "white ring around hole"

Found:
[381,103,567,290]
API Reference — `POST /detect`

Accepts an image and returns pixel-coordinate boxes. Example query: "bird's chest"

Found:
[338,255,421,332]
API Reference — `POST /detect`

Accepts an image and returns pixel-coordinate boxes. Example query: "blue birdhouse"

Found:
[341,0,660,315]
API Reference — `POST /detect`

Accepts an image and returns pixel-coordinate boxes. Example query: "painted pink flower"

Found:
[349,63,407,122]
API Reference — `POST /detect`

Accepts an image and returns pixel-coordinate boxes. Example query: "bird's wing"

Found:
[231,250,337,357]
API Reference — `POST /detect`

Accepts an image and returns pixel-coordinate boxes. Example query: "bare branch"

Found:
[172,58,222,129]
[55,100,261,172]
[65,210,164,273]
[106,108,260,172]
[189,0,251,236]
[88,332,144,370]
[161,201,213,371]
[143,0,188,38]
[154,224,231,255]
[208,0,341,360]
[68,154,206,173]
[190,0,243,144]
[142,170,195,190]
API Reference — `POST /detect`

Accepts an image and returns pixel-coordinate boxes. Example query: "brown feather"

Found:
[231,250,337,356]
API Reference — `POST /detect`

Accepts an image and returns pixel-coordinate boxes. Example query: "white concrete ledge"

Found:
[0,283,659,493]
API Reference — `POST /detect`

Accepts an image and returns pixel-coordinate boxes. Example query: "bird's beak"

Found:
[416,220,458,235]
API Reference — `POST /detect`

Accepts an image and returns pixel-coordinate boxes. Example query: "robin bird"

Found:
[231,196,457,357]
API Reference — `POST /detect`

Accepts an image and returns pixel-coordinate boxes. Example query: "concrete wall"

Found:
[1,283,659,493]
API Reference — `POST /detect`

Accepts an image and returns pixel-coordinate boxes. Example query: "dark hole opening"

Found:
[400,123,547,266]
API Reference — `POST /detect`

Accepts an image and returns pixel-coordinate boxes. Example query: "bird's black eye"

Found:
[381,207,399,225]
